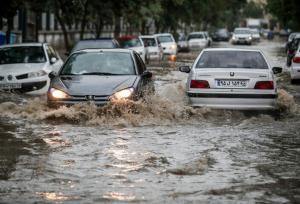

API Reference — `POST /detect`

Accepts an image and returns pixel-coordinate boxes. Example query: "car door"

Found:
[45,45,63,73]
[133,53,151,96]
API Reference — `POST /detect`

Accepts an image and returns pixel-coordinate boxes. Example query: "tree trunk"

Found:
[114,14,121,38]
[141,19,146,35]
[95,16,103,38]
[6,16,13,44]
[35,13,40,42]
[54,9,70,51]
[79,1,89,40]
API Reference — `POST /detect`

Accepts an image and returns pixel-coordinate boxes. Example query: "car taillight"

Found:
[292,56,300,63]
[190,80,210,88]
[254,81,274,89]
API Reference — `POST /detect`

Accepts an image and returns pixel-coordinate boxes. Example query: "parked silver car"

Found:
[179,48,282,110]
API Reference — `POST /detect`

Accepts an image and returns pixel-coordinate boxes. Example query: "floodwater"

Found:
[0,40,300,204]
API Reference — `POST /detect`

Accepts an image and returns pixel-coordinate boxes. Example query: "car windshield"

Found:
[235,29,251,34]
[142,38,157,47]
[61,52,135,75]
[0,46,46,64]
[196,51,268,69]
[157,35,173,43]
[72,40,115,52]
[119,38,142,48]
[188,34,204,40]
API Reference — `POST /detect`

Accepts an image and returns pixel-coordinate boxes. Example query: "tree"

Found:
[267,0,300,30]
[0,0,23,43]
[243,1,264,18]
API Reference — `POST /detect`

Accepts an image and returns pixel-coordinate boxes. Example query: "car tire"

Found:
[291,79,298,84]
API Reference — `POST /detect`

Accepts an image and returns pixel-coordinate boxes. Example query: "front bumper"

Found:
[0,81,47,93]
[232,39,252,44]
[187,92,277,110]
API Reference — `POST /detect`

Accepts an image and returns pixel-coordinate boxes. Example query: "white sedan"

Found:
[0,43,63,94]
[179,48,282,110]
[290,45,300,84]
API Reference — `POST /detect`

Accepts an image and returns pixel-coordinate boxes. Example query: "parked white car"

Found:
[118,36,146,63]
[154,33,177,57]
[179,48,282,110]
[250,29,261,42]
[140,35,163,63]
[187,32,209,50]
[290,45,300,84]
[0,43,63,94]
[231,28,253,45]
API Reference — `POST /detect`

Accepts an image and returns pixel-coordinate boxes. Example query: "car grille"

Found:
[69,95,110,103]
[16,74,28,80]
[238,38,246,40]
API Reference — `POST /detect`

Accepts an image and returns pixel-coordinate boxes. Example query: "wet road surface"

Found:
[0,40,300,204]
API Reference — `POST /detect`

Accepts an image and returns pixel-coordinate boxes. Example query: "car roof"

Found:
[235,27,251,30]
[189,32,206,35]
[154,33,173,36]
[202,48,262,52]
[72,48,134,54]
[140,35,156,39]
[78,38,115,41]
[0,42,45,48]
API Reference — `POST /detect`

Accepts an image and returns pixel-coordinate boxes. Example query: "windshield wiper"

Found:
[81,72,122,75]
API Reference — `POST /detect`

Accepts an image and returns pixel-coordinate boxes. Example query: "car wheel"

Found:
[291,79,298,84]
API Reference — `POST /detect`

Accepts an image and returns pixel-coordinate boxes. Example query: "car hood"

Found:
[129,46,145,53]
[161,42,176,47]
[0,63,48,75]
[55,75,137,96]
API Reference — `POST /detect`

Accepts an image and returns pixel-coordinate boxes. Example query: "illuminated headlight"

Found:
[248,36,252,40]
[111,88,134,101]
[171,44,177,50]
[49,88,69,99]
[28,70,47,78]
[232,36,236,40]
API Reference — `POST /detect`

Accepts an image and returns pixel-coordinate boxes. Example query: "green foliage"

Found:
[243,1,264,18]
[267,0,300,30]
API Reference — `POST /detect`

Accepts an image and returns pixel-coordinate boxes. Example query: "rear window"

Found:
[119,38,142,48]
[196,51,268,69]
[142,38,157,47]
[188,34,204,40]
[72,40,115,52]
[157,35,173,43]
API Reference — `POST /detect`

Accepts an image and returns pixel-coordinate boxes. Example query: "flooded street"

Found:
[1,40,300,203]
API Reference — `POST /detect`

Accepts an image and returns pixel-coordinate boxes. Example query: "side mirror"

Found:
[142,71,152,79]
[179,66,191,73]
[48,71,57,80]
[272,67,282,74]
[50,57,57,64]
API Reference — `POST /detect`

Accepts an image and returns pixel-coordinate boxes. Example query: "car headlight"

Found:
[111,88,134,101]
[49,88,70,99]
[248,36,252,40]
[28,70,47,78]
[171,44,177,50]
[232,36,236,40]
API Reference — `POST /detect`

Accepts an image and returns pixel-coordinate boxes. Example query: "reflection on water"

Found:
[0,40,299,203]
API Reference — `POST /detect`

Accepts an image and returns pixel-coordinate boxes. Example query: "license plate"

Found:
[0,83,22,89]
[216,80,248,88]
